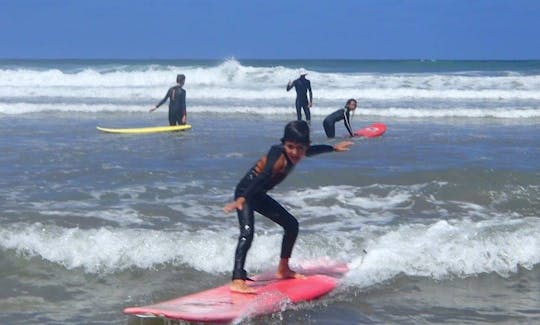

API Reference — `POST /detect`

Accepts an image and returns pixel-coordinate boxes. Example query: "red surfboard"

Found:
[124,261,348,323]
[354,122,387,138]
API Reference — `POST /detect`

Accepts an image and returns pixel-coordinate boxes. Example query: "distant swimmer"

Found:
[150,74,187,125]
[323,98,357,138]
[286,69,313,124]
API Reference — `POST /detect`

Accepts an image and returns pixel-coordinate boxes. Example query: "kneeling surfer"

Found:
[323,98,357,138]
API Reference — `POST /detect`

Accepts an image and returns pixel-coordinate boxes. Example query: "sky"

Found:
[1,0,539,60]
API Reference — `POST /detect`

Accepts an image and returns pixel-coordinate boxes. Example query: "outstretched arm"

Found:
[150,88,171,112]
[333,141,353,152]
[306,141,353,157]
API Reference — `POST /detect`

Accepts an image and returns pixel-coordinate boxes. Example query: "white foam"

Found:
[346,217,540,288]
[2,59,540,92]
[358,107,540,119]
[276,184,433,224]
[1,182,538,285]
[2,85,540,101]
[2,102,538,119]
[1,59,540,119]
[0,215,538,286]
[0,223,238,273]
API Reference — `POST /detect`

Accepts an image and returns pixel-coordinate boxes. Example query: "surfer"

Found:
[223,120,353,294]
[286,69,313,124]
[150,74,187,125]
[323,98,357,138]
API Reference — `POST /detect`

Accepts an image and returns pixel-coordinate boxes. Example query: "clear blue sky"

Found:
[1,0,539,60]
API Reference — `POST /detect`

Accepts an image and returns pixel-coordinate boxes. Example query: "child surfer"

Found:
[223,120,353,293]
[150,74,187,125]
[323,98,357,138]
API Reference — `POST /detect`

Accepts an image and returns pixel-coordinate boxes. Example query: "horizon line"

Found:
[2,57,540,62]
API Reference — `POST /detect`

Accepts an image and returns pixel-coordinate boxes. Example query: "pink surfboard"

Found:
[124,261,348,323]
[354,122,387,138]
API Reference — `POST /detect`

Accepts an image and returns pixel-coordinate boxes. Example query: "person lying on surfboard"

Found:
[323,98,357,138]
[223,120,353,294]
[150,74,187,126]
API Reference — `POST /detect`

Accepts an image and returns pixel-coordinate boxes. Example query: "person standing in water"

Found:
[286,69,313,124]
[323,98,357,138]
[223,120,353,293]
[150,74,187,125]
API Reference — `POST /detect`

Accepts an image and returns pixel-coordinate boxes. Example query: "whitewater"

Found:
[1,58,540,119]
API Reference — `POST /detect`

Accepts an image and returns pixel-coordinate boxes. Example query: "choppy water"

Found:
[0,59,539,324]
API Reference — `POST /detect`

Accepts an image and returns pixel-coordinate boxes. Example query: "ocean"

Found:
[0,59,539,324]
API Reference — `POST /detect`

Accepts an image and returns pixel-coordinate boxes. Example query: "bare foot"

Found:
[276,268,306,279]
[229,280,257,294]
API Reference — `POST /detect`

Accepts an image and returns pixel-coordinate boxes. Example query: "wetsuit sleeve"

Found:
[239,146,283,200]
[180,89,187,116]
[306,145,334,157]
[286,79,295,91]
[156,88,171,108]
[343,110,353,137]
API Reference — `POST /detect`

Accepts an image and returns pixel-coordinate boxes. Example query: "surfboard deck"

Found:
[96,124,192,134]
[354,122,387,138]
[123,261,348,323]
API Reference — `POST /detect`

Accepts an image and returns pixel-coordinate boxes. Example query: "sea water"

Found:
[0,59,539,324]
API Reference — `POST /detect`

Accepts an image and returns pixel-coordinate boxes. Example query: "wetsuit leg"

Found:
[168,108,176,126]
[231,193,299,280]
[323,117,336,138]
[254,194,299,259]
[232,198,256,280]
[174,109,183,125]
[295,101,303,120]
[302,105,311,123]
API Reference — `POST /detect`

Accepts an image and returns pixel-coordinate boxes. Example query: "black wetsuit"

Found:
[323,108,353,138]
[156,85,186,125]
[286,76,312,122]
[232,144,334,280]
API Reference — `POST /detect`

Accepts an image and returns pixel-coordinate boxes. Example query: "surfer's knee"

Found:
[239,224,254,243]
[284,217,299,238]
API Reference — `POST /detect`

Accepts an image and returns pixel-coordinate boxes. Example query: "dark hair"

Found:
[280,120,310,146]
[176,74,186,83]
[345,98,357,107]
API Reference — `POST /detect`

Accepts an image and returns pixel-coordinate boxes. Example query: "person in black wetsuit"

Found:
[286,70,313,123]
[223,120,353,293]
[150,74,187,125]
[323,98,357,138]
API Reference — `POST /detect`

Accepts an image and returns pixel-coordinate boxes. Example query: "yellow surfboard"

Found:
[96,124,192,134]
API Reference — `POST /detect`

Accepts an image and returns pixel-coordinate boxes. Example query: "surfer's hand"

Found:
[149,107,156,112]
[334,141,353,152]
[223,197,245,213]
